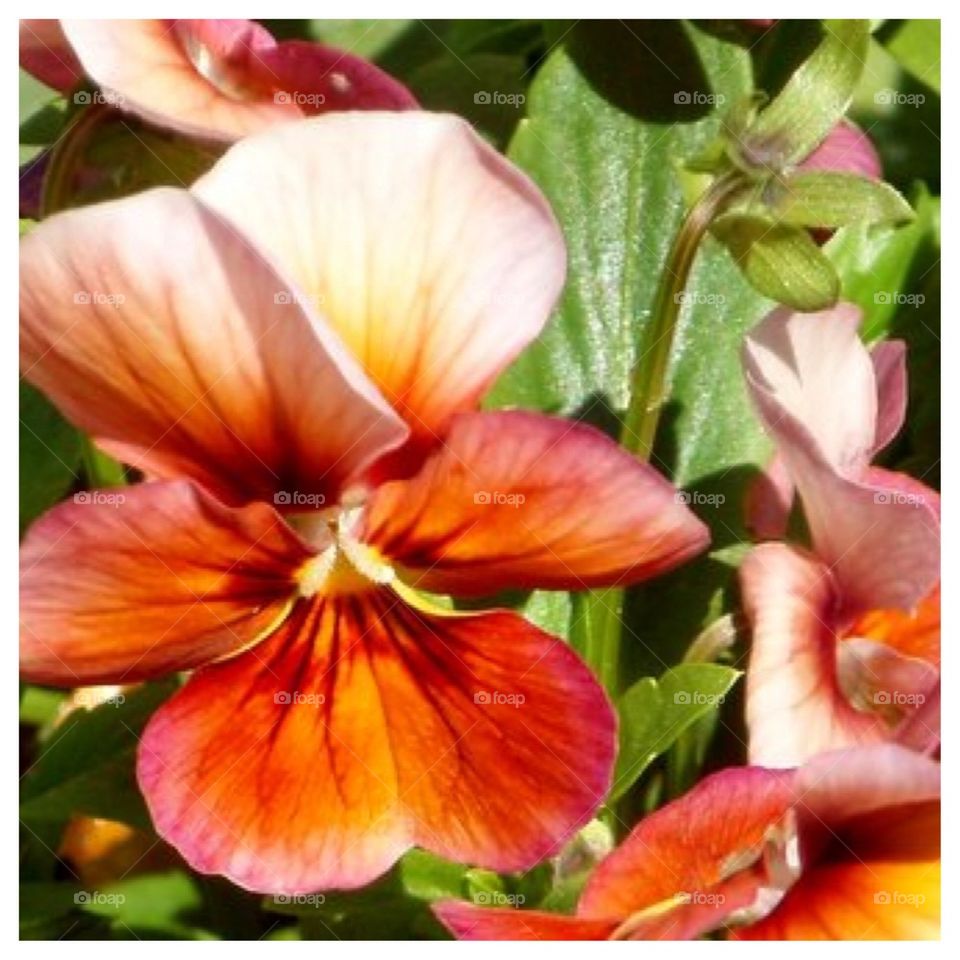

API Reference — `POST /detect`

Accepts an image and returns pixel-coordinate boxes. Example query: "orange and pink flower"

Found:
[19,112,709,894]
[740,305,940,767]
[436,744,940,940]
[19,19,416,141]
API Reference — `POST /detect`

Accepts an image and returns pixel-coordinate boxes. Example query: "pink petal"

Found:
[743,306,939,614]
[800,120,882,180]
[434,902,617,940]
[62,20,296,140]
[871,339,908,453]
[20,480,310,686]
[744,452,795,540]
[193,113,567,449]
[363,410,708,596]
[20,19,84,91]
[740,544,886,767]
[20,187,407,507]
[578,766,796,929]
[248,36,417,112]
[795,743,940,831]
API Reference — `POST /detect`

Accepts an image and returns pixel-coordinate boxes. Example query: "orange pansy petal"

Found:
[20,188,407,507]
[848,582,940,666]
[193,114,567,444]
[740,800,940,940]
[741,544,886,767]
[578,766,795,924]
[20,480,309,686]
[364,411,709,596]
[138,589,614,893]
[434,902,617,940]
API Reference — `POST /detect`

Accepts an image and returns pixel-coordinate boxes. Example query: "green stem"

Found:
[580,171,746,834]
[620,170,746,459]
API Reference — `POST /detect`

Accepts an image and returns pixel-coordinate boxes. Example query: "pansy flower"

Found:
[20,113,709,893]
[740,305,940,766]
[435,743,940,940]
[19,19,416,141]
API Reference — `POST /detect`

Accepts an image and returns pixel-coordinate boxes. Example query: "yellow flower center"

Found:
[291,507,395,598]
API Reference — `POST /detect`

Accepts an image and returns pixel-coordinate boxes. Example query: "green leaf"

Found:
[878,20,940,93]
[740,19,871,169]
[711,214,840,310]
[610,664,740,802]
[399,849,470,901]
[770,171,914,228]
[79,871,216,939]
[20,681,177,829]
[19,69,64,163]
[488,23,775,684]
[490,21,757,417]
[20,382,83,534]
[827,185,939,339]
[407,53,528,147]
